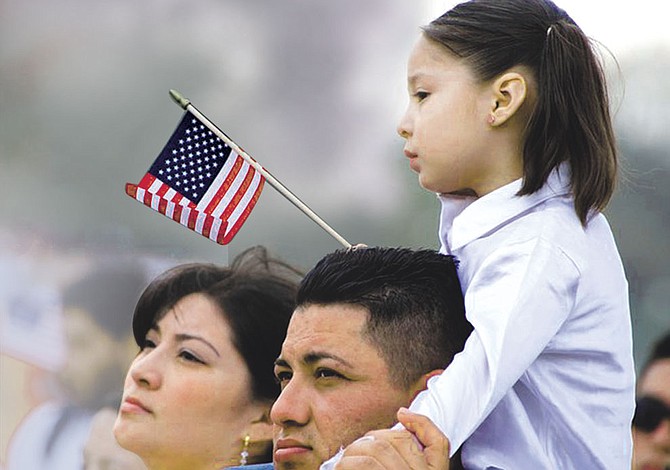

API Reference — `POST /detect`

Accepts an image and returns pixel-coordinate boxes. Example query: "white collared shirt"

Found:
[408,165,635,469]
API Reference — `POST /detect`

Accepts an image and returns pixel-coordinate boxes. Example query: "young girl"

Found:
[394,0,635,468]
[332,1,635,469]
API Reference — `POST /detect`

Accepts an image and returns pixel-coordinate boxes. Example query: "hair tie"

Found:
[546,24,555,37]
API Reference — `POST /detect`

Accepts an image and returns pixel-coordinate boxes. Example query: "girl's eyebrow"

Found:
[408,72,429,87]
[175,333,220,357]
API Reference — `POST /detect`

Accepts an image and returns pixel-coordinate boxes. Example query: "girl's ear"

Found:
[488,70,529,127]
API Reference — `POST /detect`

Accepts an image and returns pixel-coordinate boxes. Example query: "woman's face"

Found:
[114,293,264,469]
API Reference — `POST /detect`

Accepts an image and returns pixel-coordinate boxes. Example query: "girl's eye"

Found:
[414,91,429,102]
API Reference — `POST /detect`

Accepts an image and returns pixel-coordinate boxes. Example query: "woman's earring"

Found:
[239,434,251,466]
[487,114,496,125]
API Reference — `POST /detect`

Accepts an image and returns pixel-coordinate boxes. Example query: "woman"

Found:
[113,246,302,469]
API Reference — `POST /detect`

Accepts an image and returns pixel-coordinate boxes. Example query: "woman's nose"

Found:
[129,351,162,390]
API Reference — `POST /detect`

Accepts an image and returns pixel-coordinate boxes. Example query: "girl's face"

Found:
[114,293,265,469]
[397,35,500,196]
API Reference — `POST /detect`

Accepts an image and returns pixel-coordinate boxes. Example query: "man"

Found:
[231,246,472,470]
[632,332,670,470]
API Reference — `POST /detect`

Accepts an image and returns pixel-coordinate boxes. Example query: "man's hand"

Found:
[334,408,450,470]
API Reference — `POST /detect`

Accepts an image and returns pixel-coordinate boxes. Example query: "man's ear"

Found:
[409,369,444,402]
[488,71,528,127]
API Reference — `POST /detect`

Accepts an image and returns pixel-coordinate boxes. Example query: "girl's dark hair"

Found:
[132,246,302,402]
[424,0,617,224]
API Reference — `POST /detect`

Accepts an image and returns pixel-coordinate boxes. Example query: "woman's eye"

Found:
[140,338,157,351]
[179,350,205,364]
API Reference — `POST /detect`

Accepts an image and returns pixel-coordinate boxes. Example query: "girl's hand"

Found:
[333,408,450,470]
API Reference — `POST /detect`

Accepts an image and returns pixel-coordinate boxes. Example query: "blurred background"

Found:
[1,0,668,467]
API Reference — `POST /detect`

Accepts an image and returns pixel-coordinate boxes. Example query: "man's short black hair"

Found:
[296,247,472,389]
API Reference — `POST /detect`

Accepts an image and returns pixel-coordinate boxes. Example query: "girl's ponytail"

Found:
[521,19,617,225]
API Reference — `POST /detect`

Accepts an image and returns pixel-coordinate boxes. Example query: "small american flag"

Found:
[126,111,264,244]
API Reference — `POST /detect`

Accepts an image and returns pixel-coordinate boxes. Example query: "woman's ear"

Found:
[239,404,274,465]
[488,70,528,127]
[248,404,273,439]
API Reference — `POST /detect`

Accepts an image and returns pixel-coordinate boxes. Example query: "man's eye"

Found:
[315,368,344,380]
[275,370,292,384]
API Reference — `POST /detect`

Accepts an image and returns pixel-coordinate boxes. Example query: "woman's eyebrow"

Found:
[175,333,220,357]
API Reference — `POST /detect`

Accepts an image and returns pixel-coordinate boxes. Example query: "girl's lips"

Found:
[408,156,420,172]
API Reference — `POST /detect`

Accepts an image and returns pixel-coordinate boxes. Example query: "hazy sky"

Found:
[423,0,670,55]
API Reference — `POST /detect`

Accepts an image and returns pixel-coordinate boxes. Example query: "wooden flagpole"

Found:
[169,89,351,248]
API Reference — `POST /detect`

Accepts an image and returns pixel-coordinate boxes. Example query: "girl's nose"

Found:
[397,108,412,139]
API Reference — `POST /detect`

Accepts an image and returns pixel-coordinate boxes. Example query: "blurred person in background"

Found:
[113,246,302,469]
[6,261,146,470]
[632,331,670,470]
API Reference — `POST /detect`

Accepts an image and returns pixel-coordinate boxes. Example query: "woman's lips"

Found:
[119,396,152,414]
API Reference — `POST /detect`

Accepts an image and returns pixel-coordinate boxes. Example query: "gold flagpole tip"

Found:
[169,89,190,109]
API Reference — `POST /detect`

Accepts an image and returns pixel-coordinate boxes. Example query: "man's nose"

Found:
[270,378,310,427]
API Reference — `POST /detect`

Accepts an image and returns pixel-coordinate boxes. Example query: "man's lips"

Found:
[119,396,152,414]
[274,438,312,463]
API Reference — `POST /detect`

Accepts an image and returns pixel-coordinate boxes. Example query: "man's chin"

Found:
[274,448,320,470]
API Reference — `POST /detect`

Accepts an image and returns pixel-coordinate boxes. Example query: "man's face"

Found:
[271,304,417,470]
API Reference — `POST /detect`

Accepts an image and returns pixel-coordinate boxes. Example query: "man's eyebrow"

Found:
[275,351,355,369]
[175,333,220,357]
[303,351,354,368]
[275,351,354,369]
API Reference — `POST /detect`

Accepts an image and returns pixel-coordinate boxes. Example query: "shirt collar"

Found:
[438,163,572,252]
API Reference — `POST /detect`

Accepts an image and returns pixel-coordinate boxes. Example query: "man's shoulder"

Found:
[226,464,274,470]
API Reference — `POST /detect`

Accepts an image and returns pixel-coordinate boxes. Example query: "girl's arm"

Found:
[408,237,579,453]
